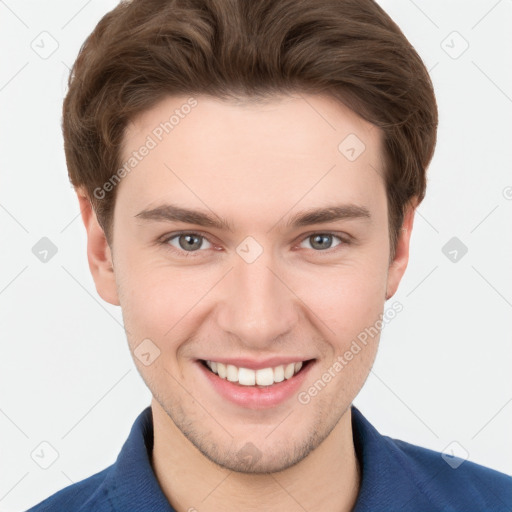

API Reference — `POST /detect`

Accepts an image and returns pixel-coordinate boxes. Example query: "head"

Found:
[66,0,437,473]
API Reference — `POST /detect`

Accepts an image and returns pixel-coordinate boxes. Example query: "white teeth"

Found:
[217,362,227,379]
[204,360,306,386]
[238,367,256,385]
[226,364,238,382]
[256,367,274,386]
[273,365,285,383]
[284,363,295,380]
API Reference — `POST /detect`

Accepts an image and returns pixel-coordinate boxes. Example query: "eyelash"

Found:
[158,230,351,258]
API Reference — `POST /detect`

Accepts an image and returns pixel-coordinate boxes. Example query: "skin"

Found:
[77,93,415,512]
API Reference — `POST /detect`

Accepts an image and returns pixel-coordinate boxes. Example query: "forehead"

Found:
[117,93,385,221]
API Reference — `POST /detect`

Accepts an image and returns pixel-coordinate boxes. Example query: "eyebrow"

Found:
[134,203,371,232]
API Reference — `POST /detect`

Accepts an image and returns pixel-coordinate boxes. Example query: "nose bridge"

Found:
[217,249,297,346]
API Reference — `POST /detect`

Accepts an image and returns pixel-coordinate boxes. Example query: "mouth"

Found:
[199,358,314,388]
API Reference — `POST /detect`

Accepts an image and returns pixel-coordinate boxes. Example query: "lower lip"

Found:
[196,360,315,409]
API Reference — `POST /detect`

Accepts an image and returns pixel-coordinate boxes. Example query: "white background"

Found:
[1,1,511,510]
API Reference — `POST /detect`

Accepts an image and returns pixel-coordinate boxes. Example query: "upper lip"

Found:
[199,357,314,370]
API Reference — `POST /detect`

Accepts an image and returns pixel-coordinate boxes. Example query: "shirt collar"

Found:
[103,405,431,511]
[102,406,174,511]
[350,405,433,510]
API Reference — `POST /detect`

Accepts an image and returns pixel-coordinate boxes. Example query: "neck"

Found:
[151,399,361,512]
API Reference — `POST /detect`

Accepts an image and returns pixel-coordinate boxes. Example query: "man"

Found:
[27,0,512,510]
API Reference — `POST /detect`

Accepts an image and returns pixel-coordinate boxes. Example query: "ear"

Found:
[76,187,120,306]
[385,199,416,300]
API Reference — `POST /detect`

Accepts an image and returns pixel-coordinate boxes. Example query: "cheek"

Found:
[116,258,215,343]
[294,256,388,340]
[302,266,386,397]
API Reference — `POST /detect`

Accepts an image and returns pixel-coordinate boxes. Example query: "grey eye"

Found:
[168,233,212,252]
[300,234,342,251]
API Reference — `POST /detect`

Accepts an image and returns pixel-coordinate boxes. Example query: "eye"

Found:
[160,230,349,257]
[299,233,345,251]
[164,232,213,253]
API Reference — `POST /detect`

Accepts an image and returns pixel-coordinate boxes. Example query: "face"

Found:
[83,93,414,474]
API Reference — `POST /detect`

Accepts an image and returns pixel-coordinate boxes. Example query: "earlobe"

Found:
[76,187,120,306]
[385,200,416,300]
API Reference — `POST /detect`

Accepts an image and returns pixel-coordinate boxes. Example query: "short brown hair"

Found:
[63,0,437,260]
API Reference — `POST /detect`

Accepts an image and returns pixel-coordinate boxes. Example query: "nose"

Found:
[216,249,299,349]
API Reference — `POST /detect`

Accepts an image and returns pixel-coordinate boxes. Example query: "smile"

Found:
[197,358,315,408]
[203,360,304,386]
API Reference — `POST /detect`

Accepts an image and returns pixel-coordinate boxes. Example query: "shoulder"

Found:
[386,435,512,510]
[350,406,512,511]
[25,465,114,512]
[25,406,173,512]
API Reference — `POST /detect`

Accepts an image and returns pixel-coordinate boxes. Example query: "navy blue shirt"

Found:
[27,405,512,511]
